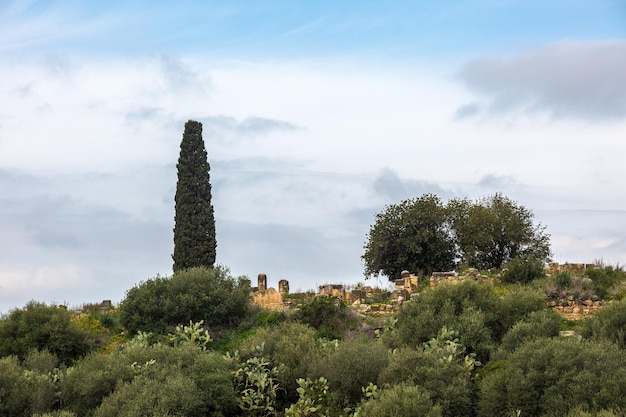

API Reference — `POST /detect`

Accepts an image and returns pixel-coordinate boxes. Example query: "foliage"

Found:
[379,343,477,417]
[363,194,456,280]
[93,371,204,417]
[450,193,551,270]
[389,281,546,362]
[233,346,280,416]
[581,298,626,348]
[294,296,351,339]
[167,320,212,350]
[495,309,561,358]
[478,338,626,417]
[355,383,442,417]
[239,322,322,406]
[423,326,481,374]
[500,255,546,284]
[284,377,330,417]
[585,265,626,300]
[363,193,550,281]
[0,301,93,365]
[119,266,251,334]
[311,336,390,412]
[173,119,216,272]
[60,341,237,417]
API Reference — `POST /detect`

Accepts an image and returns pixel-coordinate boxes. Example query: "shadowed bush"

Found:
[119,266,250,335]
[0,301,93,365]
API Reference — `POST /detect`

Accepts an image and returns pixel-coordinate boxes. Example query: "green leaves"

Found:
[173,120,216,272]
[363,193,551,281]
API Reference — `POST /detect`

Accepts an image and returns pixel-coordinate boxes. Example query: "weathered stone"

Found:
[258,273,267,291]
[278,279,289,295]
[251,287,285,311]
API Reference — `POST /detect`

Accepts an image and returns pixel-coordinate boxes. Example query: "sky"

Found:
[1,0,626,313]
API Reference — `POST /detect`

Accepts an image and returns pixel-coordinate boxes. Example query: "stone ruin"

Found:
[278,279,289,295]
[250,273,287,311]
[429,268,493,288]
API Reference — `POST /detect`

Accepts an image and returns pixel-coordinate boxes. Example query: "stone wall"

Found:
[429,268,494,288]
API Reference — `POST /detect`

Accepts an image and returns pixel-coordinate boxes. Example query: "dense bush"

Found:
[478,338,626,417]
[311,336,390,412]
[496,309,561,358]
[0,301,93,365]
[581,298,626,348]
[586,266,626,300]
[119,266,250,334]
[356,383,442,417]
[294,295,351,339]
[239,322,322,406]
[93,371,204,417]
[390,280,546,362]
[60,341,238,417]
[500,256,546,284]
[379,346,475,417]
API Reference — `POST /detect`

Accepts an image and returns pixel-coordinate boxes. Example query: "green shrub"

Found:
[496,309,561,358]
[60,342,237,417]
[478,338,626,417]
[500,256,546,284]
[379,346,475,417]
[581,298,626,348]
[93,371,204,417]
[554,271,573,290]
[294,296,351,339]
[239,322,322,406]
[119,266,251,334]
[0,301,93,365]
[0,356,31,416]
[586,267,626,300]
[0,355,58,417]
[311,336,390,412]
[488,286,547,342]
[391,281,544,362]
[356,383,442,417]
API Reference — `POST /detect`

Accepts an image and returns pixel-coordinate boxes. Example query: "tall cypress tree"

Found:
[173,120,216,272]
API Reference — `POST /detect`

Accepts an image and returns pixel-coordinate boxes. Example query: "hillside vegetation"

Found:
[1,263,626,417]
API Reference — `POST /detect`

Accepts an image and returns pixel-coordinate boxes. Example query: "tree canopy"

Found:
[363,193,550,280]
[173,120,216,272]
[362,194,456,280]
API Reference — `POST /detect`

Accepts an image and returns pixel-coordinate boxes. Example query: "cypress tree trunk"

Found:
[173,120,216,272]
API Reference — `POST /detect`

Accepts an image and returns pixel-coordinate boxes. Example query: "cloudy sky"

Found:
[1,0,626,312]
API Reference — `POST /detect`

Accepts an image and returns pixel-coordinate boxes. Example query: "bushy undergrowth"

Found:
[7,264,626,417]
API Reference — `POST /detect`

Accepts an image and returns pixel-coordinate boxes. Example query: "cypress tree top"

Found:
[172,120,216,272]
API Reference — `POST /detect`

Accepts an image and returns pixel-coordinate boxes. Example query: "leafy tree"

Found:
[363,193,550,281]
[363,194,456,280]
[450,193,550,270]
[173,120,216,272]
[0,301,93,365]
[119,266,250,334]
